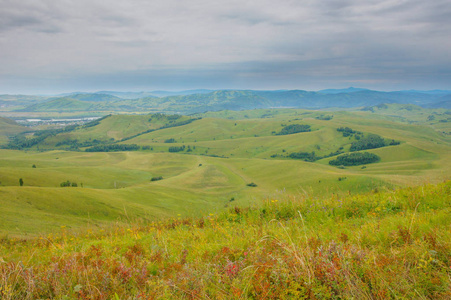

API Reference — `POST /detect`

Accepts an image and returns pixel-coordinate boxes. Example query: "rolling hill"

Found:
[15,89,451,114]
[1,105,449,235]
[0,116,27,144]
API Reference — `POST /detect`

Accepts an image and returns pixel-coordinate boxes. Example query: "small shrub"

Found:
[60,180,78,187]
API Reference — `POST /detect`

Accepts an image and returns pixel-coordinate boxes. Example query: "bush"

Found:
[85,144,140,152]
[150,176,163,181]
[350,134,386,151]
[247,182,258,187]
[315,114,333,120]
[288,151,317,162]
[169,145,185,152]
[329,152,380,166]
[276,124,311,135]
[60,180,78,187]
[337,127,361,137]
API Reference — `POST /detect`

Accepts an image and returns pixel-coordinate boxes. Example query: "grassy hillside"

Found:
[0,181,449,299]
[15,89,451,114]
[0,105,449,298]
[18,97,114,112]
[1,106,449,235]
[0,149,398,236]
[0,117,27,144]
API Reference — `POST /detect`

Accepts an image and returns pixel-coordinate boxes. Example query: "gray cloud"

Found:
[0,0,450,93]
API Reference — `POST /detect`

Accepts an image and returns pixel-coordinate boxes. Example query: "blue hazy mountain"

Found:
[17,88,451,113]
[318,87,371,94]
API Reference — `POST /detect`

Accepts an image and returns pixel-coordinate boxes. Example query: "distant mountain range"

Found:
[2,88,450,113]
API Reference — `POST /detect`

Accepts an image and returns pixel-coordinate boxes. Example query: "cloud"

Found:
[0,0,450,93]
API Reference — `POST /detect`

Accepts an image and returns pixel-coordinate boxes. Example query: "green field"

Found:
[0,104,450,299]
[0,105,449,236]
[0,117,27,144]
[1,181,450,299]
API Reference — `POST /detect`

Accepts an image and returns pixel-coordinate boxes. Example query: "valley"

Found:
[0,104,449,236]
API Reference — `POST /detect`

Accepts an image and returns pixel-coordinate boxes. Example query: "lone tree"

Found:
[19,178,24,186]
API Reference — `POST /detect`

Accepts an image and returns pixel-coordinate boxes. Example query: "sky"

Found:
[1,0,450,94]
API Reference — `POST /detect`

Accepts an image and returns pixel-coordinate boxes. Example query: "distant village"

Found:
[15,117,100,127]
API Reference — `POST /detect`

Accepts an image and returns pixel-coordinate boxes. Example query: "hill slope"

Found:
[16,89,451,114]
[0,116,27,144]
[1,106,450,235]
[0,181,449,299]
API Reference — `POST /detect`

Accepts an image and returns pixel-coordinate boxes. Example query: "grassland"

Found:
[0,181,449,299]
[0,117,27,144]
[0,105,449,236]
[0,105,450,298]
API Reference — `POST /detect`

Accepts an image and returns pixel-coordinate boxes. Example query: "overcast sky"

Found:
[1,0,450,94]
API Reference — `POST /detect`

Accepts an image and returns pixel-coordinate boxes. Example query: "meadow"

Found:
[0,105,450,298]
[0,181,449,299]
[0,105,450,236]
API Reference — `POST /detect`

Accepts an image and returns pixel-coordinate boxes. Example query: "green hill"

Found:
[0,116,27,144]
[15,89,451,114]
[0,181,449,299]
[19,97,96,112]
[0,106,449,236]
[69,93,123,102]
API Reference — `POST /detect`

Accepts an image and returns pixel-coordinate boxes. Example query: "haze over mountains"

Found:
[1,88,450,114]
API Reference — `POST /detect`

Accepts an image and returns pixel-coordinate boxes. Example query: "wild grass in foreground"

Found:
[0,181,450,299]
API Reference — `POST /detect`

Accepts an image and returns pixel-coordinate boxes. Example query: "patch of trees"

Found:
[350,134,385,151]
[60,180,78,187]
[159,117,201,130]
[150,176,163,181]
[315,114,333,120]
[276,124,311,135]
[329,152,380,166]
[337,127,401,151]
[56,138,110,149]
[4,134,46,150]
[120,116,201,144]
[4,128,62,150]
[288,151,318,162]
[350,134,400,151]
[164,138,176,143]
[82,115,110,128]
[167,115,181,121]
[3,124,79,150]
[168,145,185,152]
[247,182,257,187]
[337,127,362,137]
[148,113,181,122]
[286,148,345,162]
[119,129,155,142]
[85,144,140,152]
[361,104,387,112]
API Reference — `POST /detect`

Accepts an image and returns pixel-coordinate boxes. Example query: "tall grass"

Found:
[0,181,450,299]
